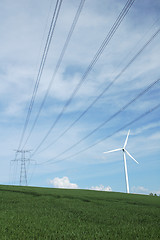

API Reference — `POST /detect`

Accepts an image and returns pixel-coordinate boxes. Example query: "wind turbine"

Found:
[104,130,139,194]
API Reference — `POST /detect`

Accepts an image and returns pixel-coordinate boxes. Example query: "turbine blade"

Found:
[125,149,139,164]
[104,148,122,154]
[124,130,130,148]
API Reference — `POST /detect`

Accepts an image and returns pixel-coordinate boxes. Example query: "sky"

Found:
[0,0,160,195]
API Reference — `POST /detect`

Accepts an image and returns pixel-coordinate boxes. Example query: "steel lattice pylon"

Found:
[12,150,31,186]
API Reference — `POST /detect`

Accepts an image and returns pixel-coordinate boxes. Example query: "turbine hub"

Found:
[122,148,125,152]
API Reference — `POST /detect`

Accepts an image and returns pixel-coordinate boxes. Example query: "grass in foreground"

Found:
[0,185,160,239]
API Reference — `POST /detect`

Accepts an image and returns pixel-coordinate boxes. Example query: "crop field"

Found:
[0,185,160,239]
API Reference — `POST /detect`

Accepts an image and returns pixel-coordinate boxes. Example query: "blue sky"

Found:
[0,0,160,195]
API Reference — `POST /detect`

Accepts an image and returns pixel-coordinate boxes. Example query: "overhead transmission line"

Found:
[17,0,63,151]
[22,0,86,149]
[39,102,160,166]
[32,0,136,155]
[38,26,160,154]
[37,77,160,165]
[12,0,53,173]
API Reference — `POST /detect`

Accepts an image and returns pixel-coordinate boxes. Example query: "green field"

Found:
[0,185,160,239]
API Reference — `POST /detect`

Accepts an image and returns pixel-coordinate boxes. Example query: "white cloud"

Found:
[90,184,112,192]
[156,190,160,195]
[49,176,78,189]
[131,186,149,194]
[132,187,160,196]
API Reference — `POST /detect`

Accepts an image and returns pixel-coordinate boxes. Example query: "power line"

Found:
[38,26,160,154]
[12,151,19,185]
[32,0,54,81]
[32,0,135,155]
[38,77,160,165]
[17,0,63,151]
[22,0,86,149]
[27,161,37,186]
[39,102,160,166]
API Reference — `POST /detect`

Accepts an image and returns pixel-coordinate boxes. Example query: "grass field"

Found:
[0,185,160,239]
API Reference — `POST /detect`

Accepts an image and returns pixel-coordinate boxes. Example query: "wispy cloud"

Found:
[124,122,160,136]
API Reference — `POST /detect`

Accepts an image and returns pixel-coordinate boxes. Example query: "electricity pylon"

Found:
[12,150,32,186]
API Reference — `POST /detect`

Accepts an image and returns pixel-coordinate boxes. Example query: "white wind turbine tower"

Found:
[104,130,139,194]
